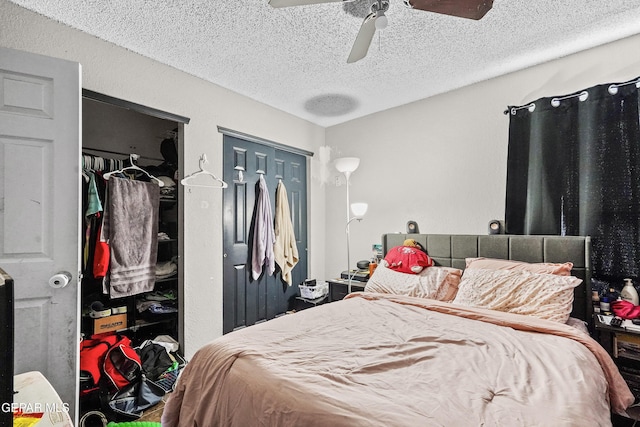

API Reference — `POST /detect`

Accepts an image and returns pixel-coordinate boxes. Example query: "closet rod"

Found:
[82,147,163,162]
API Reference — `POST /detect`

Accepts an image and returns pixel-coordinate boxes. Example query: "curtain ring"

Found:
[608,85,619,95]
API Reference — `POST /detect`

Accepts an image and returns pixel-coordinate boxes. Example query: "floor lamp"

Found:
[335,157,368,293]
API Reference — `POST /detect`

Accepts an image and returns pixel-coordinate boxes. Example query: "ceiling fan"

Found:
[268,0,493,63]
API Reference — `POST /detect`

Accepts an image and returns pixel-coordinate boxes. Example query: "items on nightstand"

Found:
[621,278,640,305]
[340,269,369,282]
[600,296,612,315]
[592,291,601,314]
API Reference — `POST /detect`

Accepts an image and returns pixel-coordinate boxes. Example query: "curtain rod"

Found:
[607,78,640,95]
[505,91,588,115]
[506,76,640,116]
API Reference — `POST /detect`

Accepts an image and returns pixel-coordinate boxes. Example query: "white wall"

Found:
[324,32,640,278]
[0,0,326,358]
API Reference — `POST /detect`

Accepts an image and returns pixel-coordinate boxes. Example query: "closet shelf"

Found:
[118,317,177,333]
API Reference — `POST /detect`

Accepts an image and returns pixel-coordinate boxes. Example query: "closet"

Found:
[79,90,188,416]
[221,130,311,333]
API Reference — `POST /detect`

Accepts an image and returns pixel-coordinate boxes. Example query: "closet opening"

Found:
[80,90,189,419]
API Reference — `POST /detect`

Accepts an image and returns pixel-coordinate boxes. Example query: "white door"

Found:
[0,47,81,421]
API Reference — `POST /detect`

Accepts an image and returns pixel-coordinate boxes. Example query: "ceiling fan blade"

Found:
[269,0,354,8]
[347,13,377,64]
[407,0,493,20]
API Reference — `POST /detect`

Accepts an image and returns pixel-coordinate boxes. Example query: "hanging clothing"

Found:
[85,171,104,217]
[274,180,298,286]
[102,177,160,298]
[251,175,275,280]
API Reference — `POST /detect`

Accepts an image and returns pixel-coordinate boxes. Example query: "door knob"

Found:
[49,271,72,288]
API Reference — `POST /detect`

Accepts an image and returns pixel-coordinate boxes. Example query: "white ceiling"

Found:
[9,0,640,127]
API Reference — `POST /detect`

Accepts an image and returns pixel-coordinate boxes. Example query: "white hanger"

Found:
[103,154,165,187]
[181,154,228,189]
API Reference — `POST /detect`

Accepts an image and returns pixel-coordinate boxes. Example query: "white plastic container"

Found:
[620,278,640,306]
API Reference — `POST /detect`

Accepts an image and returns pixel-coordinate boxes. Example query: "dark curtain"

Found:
[505,79,640,286]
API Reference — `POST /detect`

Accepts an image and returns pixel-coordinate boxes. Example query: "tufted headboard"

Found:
[381,234,592,323]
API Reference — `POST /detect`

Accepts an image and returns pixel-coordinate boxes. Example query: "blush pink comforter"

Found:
[162,293,634,427]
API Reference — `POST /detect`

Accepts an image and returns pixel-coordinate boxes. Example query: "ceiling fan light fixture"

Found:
[374,11,388,30]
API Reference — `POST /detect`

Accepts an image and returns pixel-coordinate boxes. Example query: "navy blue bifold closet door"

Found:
[222,135,308,334]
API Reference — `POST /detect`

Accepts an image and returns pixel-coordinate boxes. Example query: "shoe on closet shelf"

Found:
[88,301,111,318]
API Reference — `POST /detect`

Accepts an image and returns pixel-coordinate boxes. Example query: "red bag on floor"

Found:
[103,335,142,392]
[80,334,119,395]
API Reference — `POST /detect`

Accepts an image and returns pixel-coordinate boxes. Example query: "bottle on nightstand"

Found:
[621,278,640,306]
[592,291,601,314]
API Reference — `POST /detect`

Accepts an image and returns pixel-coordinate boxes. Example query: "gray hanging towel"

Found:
[103,177,159,298]
[251,174,275,280]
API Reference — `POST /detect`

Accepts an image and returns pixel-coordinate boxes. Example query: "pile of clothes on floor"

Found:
[79,334,186,423]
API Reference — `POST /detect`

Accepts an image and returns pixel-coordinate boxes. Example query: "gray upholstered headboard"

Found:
[382,234,592,323]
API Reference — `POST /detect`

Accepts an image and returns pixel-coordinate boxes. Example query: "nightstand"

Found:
[594,315,640,424]
[327,278,366,302]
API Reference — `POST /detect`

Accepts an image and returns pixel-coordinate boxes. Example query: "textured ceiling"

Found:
[9,0,640,127]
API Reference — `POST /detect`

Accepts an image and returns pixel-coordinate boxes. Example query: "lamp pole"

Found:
[334,157,366,296]
[344,170,352,293]
[346,216,362,294]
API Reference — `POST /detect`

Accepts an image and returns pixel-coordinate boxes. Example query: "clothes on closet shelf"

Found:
[251,174,275,280]
[136,290,178,315]
[274,180,299,286]
[156,257,178,280]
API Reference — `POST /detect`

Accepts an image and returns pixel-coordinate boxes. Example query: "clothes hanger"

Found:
[181,154,228,189]
[103,154,165,187]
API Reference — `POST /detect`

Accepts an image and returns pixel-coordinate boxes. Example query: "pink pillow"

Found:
[365,263,462,302]
[452,268,582,323]
[465,257,573,276]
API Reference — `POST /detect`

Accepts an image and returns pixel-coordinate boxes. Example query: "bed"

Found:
[162,234,634,426]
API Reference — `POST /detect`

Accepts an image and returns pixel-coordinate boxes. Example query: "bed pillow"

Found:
[465,257,573,276]
[365,263,462,302]
[451,268,582,323]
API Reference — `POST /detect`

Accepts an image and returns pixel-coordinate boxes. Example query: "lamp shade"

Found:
[335,157,360,174]
[350,202,368,217]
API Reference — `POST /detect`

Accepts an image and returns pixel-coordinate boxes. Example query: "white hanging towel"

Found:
[274,180,299,285]
[251,175,275,280]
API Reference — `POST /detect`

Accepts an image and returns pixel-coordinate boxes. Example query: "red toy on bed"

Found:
[381,239,433,274]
